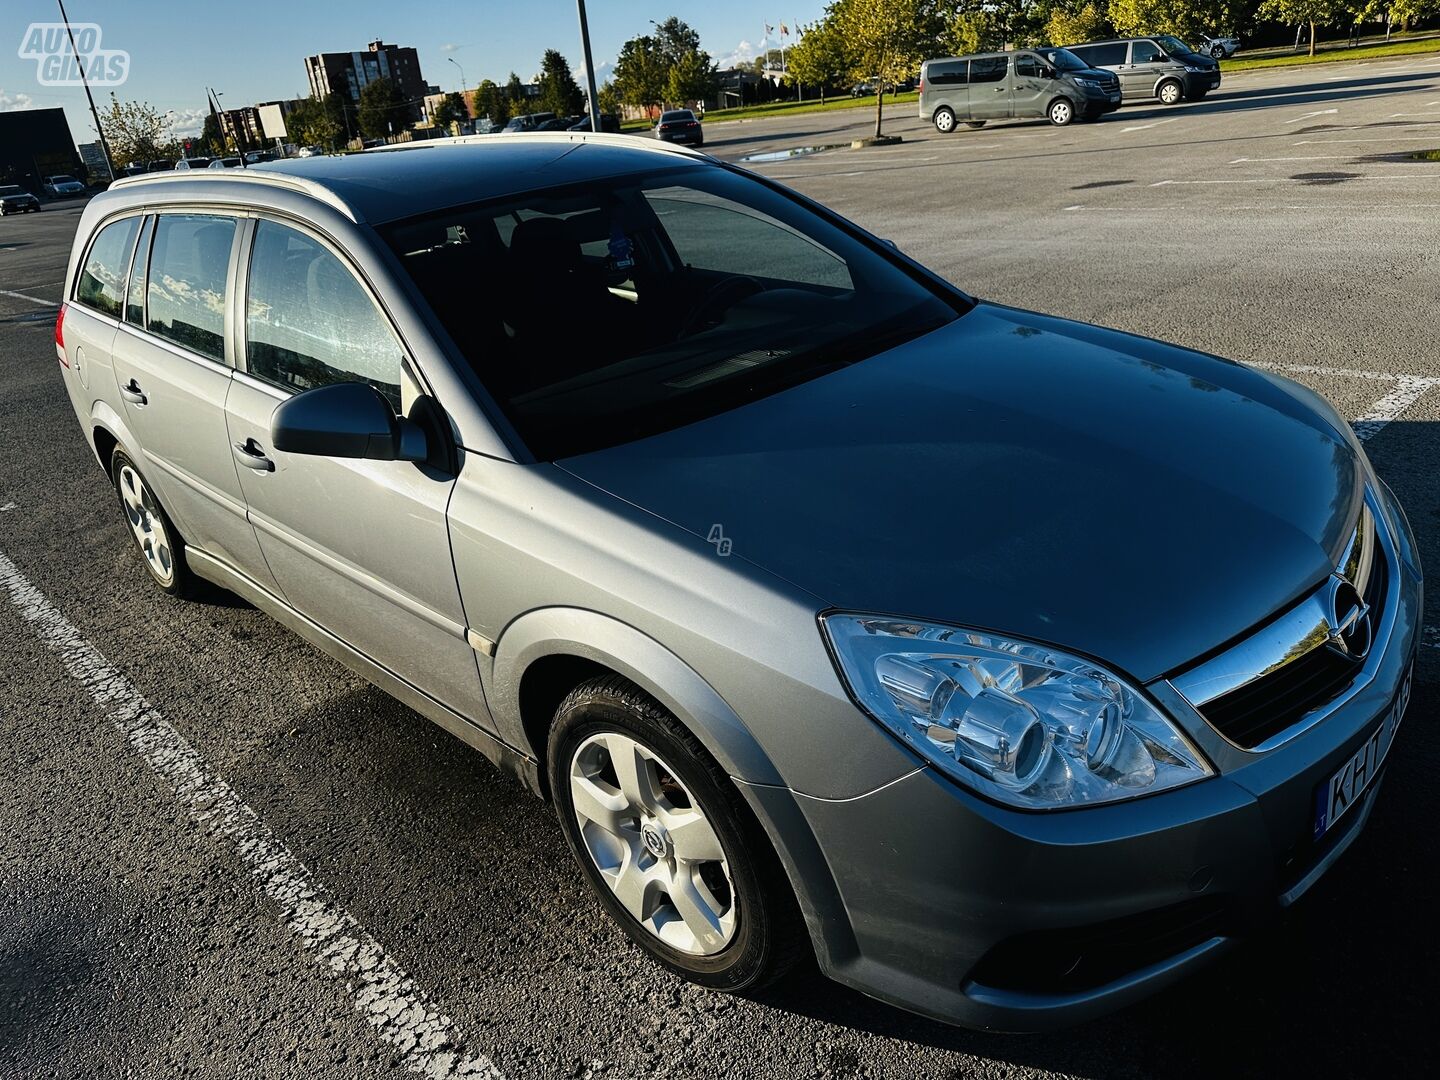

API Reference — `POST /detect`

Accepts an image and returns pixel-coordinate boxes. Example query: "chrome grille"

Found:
[1172,499,1389,751]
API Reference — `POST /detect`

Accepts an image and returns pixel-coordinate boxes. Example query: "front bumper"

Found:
[761,500,1421,1032]
[1183,70,1223,96]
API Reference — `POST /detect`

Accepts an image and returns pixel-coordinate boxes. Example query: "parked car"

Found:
[534,115,580,132]
[146,159,176,172]
[207,157,244,169]
[119,163,148,178]
[1198,33,1242,59]
[243,150,276,164]
[1064,37,1221,104]
[501,112,558,133]
[43,174,86,197]
[0,184,41,214]
[655,109,703,145]
[922,49,1122,130]
[174,157,214,171]
[568,113,622,133]
[60,138,1420,1032]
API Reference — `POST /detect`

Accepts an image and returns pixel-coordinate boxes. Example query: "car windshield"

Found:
[1157,35,1193,55]
[0,185,23,196]
[383,164,965,459]
[51,175,78,184]
[1044,48,1090,72]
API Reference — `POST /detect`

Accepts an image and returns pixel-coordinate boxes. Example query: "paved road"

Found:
[2,54,1438,1079]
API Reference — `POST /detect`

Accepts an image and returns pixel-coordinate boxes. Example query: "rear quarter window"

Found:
[75,216,140,318]
[926,61,968,86]
[1085,43,1129,67]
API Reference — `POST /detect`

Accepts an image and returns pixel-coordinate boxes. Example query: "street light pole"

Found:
[576,0,602,132]
[56,0,114,179]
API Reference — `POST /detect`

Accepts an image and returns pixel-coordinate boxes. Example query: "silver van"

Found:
[1061,37,1221,105]
[920,48,1121,131]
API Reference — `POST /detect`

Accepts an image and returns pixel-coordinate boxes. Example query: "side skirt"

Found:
[187,548,544,796]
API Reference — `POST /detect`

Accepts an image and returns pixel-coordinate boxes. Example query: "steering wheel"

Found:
[677,275,766,339]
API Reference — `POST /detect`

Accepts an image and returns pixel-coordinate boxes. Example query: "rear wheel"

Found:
[548,675,805,992]
[932,106,956,133]
[1048,98,1074,126]
[1210,44,1226,59]
[111,447,194,597]
[1158,79,1184,105]
[965,120,987,129]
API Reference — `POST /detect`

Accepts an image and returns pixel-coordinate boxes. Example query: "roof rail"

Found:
[107,169,360,222]
[364,129,709,162]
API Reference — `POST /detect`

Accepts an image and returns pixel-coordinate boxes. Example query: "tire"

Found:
[1210,45,1225,59]
[548,674,805,992]
[965,120,987,129]
[111,447,194,597]
[932,106,956,133]
[1048,98,1074,126]
[1158,79,1184,106]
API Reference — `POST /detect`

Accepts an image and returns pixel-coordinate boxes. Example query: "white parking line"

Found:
[1294,136,1439,143]
[1120,118,1178,133]
[1153,175,1440,185]
[0,551,504,1080]
[1353,375,1438,442]
[1285,109,1339,124]
[0,288,58,308]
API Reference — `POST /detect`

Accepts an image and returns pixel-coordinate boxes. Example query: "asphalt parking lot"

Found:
[3,53,1439,1080]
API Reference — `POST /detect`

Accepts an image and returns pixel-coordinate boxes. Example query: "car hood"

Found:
[559,303,1363,682]
[1177,51,1219,69]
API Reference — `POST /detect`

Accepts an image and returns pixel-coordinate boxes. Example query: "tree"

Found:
[666,49,717,106]
[474,79,510,125]
[1107,0,1261,44]
[787,20,853,102]
[1044,2,1113,47]
[537,49,585,116]
[1256,0,1345,56]
[652,16,704,67]
[505,72,526,105]
[99,93,170,168]
[832,0,934,138]
[200,111,224,156]
[433,91,467,129]
[287,94,344,149]
[358,77,409,139]
[613,34,669,111]
[597,81,620,115]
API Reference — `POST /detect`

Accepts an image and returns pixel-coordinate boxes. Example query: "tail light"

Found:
[918,79,925,93]
[55,302,68,367]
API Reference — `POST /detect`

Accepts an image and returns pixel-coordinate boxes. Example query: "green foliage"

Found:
[1045,2,1113,46]
[474,79,510,125]
[614,35,671,109]
[287,94,344,149]
[598,81,620,114]
[505,72,526,103]
[99,93,171,167]
[787,20,854,95]
[615,17,714,109]
[1257,0,1347,54]
[433,91,467,128]
[357,77,408,139]
[1108,0,1259,42]
[832,0,938,135]
[666,49,717,105]
[537,49,585,116]
[200,111,223,156]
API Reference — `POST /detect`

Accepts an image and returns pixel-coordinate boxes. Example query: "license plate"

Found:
[1312,666,1411,840]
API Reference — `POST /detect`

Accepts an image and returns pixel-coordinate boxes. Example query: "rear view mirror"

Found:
[271,382,427,462]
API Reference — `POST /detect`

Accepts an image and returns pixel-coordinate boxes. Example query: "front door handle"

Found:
[120,378,147,405]
[232,438,274,472]
[995,87,1007,92]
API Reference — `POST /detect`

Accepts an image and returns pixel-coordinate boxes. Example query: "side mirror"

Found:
[271,382,426,462]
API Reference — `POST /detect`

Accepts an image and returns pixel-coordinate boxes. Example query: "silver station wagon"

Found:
[59,135,1421,1031]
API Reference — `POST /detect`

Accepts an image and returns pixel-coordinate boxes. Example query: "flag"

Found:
[764,22,773,34]
[780,23,789,36]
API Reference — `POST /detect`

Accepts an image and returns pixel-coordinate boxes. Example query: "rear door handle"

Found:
[232,438,274,472]
[120,379,147,405]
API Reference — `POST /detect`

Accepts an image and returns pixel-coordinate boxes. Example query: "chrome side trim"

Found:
[1169,492,1399,754]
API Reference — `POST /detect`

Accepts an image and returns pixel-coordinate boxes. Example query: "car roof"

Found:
[107,133,709,225]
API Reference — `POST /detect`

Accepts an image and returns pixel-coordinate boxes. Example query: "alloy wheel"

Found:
[568,730,738,956]
[118,464,174,585]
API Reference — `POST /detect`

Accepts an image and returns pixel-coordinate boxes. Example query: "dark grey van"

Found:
[1061,38,1221,105]
[920,48,1121,131]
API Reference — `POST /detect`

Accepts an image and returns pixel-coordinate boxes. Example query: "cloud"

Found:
[440,43,463,54]
[0,88,36,111]
[166,107,208,138]
[714,39,765,71]
[575,59,613,85]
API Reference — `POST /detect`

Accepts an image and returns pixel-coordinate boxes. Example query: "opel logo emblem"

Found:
[641,823,669,859]
[1325,574,1372,661]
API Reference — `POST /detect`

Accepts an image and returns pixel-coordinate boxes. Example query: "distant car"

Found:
[851,79,904,97]
[243,151,276,164]
[174,157,214,171]
[534,116,579,131]
[119,163,148,177]
[501,112,559,133]
[0,184,41,215]
[43,174,86,197]
[146,160,176,172]
[655,109,703,146]
[1065,37,1221,104]
[568,113,621,133]
[1198,34,1241,59]
[207,157,244,169]
[294,146,326,158]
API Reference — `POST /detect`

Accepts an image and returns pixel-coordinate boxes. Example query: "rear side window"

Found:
[969,56,1008,84]
[1015,55,1042,78]
[245,220,403,409]
[75,217,139,318]
[1131,40,1163,63]
[124,216,153,325]
[1083,43,1128,67]
[147,214,236,361]
[926,61,967,86]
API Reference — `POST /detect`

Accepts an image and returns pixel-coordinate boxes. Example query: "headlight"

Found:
[1184,65,1207,73]
[821,614,1213,810]
[1075,77,1099,88]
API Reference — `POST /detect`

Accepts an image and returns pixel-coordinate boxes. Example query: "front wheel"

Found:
[932,106,956,133]
[1210,44,1225,59]
[1158,79,1184,106]
[1048,98,1074,126]
[548,675,805,991]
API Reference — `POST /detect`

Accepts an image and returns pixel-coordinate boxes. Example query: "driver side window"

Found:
[643,187,853,292]
[1132,41,1162,63]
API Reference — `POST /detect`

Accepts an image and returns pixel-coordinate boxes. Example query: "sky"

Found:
[1,0,824,146]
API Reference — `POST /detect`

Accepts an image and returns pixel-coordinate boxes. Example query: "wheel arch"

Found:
[90,400,138,478]
[1154,76,1184,100]
[491,607,785,797]
[1047,95,1076,120]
